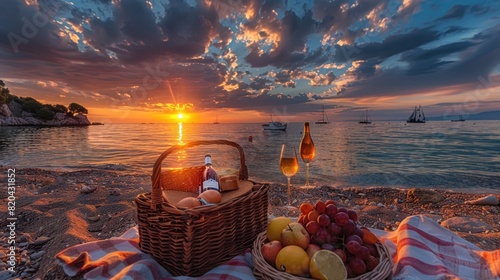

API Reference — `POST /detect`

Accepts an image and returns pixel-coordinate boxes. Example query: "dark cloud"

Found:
[334,28,440,62]
[338,25,500,98]
[244,9,322,68]
[443,26,468,35]
[437,5,468,21]
[470,4,490,15]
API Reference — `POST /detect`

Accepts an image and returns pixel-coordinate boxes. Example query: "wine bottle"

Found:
[200,154,220,194]
[299,122,316,163]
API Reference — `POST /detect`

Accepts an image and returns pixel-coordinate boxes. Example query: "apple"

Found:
[261,240,283,266]
[305,244,321,259]
[281,222,310,249]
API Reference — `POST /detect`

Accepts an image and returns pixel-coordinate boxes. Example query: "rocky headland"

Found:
[0,101,90,126]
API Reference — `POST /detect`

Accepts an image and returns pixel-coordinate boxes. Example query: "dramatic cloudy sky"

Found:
[0,0,499,123]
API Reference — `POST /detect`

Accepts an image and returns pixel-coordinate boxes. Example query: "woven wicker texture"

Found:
[136,140,269,277]
[252,232,393,280]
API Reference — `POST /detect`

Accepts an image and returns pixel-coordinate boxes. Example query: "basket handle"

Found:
[151,140,249,209]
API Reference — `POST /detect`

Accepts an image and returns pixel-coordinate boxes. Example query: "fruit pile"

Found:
[261,200,381,280]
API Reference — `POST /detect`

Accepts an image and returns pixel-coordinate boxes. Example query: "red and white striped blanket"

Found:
[56,215,500,279]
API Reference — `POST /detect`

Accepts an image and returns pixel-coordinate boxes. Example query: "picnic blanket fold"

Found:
[56,215,500,280]
[373,215,500,280]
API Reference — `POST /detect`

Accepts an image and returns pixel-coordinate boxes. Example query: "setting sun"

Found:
[177,113,184,119]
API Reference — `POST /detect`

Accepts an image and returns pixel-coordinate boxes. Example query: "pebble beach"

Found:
[0,168,499,279]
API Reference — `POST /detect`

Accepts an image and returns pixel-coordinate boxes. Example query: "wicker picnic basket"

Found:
[252,231,393,280]
[135,140,269,277]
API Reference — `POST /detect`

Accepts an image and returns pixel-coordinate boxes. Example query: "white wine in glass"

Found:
[279,144,299,208]
[299,122,316,188]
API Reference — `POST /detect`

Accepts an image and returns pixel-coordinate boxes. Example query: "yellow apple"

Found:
[280,222,310,249]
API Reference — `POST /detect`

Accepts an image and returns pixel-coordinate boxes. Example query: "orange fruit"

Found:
[310,250,347,280]
[300,203,315,215]
[361,228,379,245]
[275,245,310,276]
[307,210,320,223]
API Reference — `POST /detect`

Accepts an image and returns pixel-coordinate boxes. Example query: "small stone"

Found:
[32,236,52,246]
[87,215,100,222]
[369,202,377,206]
[377,203,384,207]
[30,250,45,259]
[81,185,97,194]
[109,188,121,196]
[0,252,5,258]
[406,188,445,204]
[430,211,436,214]
[441,217,493,233]
[0,270,14,280]
[20,272,32,278]
[465,195,499,206]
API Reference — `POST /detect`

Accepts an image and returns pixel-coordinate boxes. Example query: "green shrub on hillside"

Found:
[1,80,89,120]
[68,103,88,115]
[36,106,56,120]
[22,99,43,113]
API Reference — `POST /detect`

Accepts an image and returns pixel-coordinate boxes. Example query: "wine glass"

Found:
[279,144,299,209]
[299,123,316,188]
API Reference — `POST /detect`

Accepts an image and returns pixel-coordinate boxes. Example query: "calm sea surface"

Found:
[1,121,499,193]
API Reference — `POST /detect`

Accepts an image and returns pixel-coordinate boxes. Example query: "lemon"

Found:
[275,245,310,276]
[267,216,292,241]
[310,250,347,280]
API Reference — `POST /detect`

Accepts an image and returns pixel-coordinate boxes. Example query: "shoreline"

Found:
[0,168,498,279]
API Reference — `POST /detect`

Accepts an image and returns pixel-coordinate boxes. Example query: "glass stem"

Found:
[287,176,291,206]
[305,162,310,187]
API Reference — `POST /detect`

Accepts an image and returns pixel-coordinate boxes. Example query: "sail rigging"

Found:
[315,105,330,124]
[358,110,372,124]
[407,105,426,123]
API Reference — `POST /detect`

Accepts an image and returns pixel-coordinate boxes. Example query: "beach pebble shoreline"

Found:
[0,168,498,279]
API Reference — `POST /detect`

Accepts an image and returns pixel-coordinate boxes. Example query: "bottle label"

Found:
[202,179,219,192]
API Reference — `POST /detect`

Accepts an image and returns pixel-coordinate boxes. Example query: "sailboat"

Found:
[358,110,372,124]
[315,105,330,124]
[262,114,287,131]
[213,115,219,124]
[407,105,426,123]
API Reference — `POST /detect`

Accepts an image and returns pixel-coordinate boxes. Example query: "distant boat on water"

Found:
[315,105,330,124]
[407,105,426,123]
[358,110,372,124]
[213,115,219,124]
[262,114,287,131]
[451,115,465,122]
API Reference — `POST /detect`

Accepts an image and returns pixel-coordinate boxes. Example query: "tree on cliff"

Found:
[0,80,12,104]
[68,103,88,116]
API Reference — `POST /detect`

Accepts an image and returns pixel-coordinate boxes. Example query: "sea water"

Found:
[1,121,499,192]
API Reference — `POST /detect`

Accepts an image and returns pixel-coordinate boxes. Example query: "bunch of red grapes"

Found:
[298,200,381,278]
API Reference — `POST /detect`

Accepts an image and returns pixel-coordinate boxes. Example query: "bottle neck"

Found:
[205,155,212,166]
[303,122,310,133]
